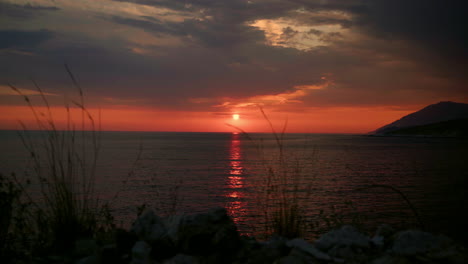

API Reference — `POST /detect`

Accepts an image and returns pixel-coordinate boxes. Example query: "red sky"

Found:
[0,104,416,133]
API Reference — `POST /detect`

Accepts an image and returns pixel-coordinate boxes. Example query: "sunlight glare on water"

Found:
[1,131,467,240]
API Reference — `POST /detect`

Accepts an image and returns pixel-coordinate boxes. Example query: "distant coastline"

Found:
[370,118,468,138]
[369,101,468,138]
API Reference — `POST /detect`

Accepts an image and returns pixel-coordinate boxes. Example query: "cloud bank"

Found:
[0,0,466,128]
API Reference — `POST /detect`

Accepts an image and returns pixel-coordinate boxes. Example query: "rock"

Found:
[287,248,321,264]
[391,230,466,263]
[100,244,120,263]
[375,224,395,238]
[243,246,286,264]
[233,236,261,263]
[115,228,138,255]
[116,209,468,264]
[75,255,98,264]
[315,225,370,251]
[177,207,240,256]
[286,238,331,261]
[131,241,152,264]
[264,235,289,255]
[163,253,199,264]
[313,225,373,262]
[371,236,385,248]
[150,235,177,260]
[43,255,68,263]
[427,246,466,264]
[274,254,308,264]
[132,210,166,242]
[74,239,98,258]
[165,214,185,244]
[327,244,357,260]
[372,224,395,248]
[131,210,177,259]
[234,236,289,264]
[391,230,451,256]
[371,255,412,264]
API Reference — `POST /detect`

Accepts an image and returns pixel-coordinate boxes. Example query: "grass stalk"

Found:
[228,108,314,239]
[8,67,112,254]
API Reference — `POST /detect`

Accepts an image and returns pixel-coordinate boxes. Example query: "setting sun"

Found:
[232,114,240,120]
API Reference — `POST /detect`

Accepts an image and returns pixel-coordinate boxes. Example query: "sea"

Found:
[1,131,467,242]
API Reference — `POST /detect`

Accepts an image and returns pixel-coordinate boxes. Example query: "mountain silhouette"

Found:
[372,101,468,136]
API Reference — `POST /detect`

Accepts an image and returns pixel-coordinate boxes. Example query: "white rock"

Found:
[164,214,185,244]
[315,225,370,250]
[286,238,331,261]
[371,255,410,264]
[391,230,451,256]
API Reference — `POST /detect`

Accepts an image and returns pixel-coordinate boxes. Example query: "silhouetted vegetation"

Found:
[228,109,315,239]
[3,67,115,261]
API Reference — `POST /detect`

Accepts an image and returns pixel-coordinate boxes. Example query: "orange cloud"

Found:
[0,85,57,96]
[214,81,329,109]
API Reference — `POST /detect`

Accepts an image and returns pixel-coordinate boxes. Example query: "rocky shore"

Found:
[68,208,465,264]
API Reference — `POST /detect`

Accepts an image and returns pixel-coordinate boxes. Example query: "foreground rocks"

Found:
[73,208,465,264]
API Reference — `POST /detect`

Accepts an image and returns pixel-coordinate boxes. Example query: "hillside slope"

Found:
[384,119,468,137]
[373,101,468,135]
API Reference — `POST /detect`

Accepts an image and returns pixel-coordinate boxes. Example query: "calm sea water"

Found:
[1,131,467,241]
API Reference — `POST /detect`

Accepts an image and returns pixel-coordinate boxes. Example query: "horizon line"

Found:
[0,128,363,135]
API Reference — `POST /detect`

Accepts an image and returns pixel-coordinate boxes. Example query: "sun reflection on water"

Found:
[225,132,248,229]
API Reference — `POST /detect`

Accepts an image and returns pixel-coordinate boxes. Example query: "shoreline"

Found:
[9,207,466,264]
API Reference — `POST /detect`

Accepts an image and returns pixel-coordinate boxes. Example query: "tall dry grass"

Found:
[8,65,113,253]
[229,108,315,239]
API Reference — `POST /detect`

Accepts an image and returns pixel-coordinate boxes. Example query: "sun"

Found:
[232,114,240,120]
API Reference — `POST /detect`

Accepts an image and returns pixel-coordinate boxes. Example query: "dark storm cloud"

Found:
[343,0,467,63]
[112,16,176,35]
[278,27,299,44]
[112,0,466,64]
[206,0,465,65]
[0,2,60,19]
[112,0,305,35]
[0,30,54,49]
[180,19,265,48]
[21,3,60,11]
[110,0,347,50]
[1,0,466,112]
[2,34,307,110]
[113,0,294,19]
[111,13,265,48]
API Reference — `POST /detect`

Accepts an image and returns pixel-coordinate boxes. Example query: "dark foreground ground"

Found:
[16,208,464,264]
